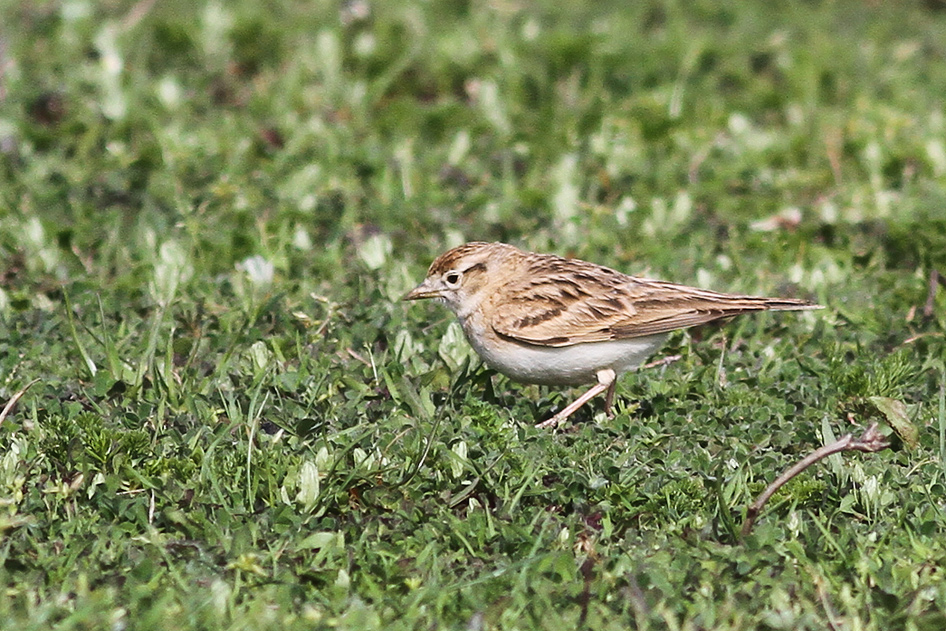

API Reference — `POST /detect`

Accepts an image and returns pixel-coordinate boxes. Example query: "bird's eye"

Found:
[444,271,462,287]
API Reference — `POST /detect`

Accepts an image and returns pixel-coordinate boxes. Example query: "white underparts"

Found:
[466,330,668,386]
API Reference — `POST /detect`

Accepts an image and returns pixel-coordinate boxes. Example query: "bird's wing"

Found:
[490,255,815,348]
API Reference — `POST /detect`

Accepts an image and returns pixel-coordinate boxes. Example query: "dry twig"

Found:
[741,423,889,537]
[0,379,40,428]
[641,355,682,371]
[924,268,944,319]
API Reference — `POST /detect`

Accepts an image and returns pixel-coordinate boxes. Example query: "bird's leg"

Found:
[535,369,616,429]
[604,379,617,418]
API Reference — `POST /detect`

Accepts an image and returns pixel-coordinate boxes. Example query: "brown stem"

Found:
[924,268,943,319]
[741,423,889,537]
[641,355,682,370]
[0,379,40,428]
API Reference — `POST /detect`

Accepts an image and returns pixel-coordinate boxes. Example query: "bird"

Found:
[404,242,821,428]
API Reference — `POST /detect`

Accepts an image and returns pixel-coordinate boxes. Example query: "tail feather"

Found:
[609,294,822,339]
[740,297,823,312]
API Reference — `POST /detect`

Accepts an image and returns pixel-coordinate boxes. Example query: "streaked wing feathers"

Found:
[490,255,814,347]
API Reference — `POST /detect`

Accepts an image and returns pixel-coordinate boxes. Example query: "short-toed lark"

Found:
[405,242,821,428]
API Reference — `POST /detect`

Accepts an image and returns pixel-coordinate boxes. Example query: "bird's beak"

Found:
[403,279,440,301]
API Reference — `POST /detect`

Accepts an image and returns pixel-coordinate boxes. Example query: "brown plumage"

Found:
[406,242,821,428]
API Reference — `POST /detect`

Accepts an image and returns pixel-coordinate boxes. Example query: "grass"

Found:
[1,0,946,628]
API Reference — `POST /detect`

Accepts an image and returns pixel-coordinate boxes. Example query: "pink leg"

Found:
[535,369,617,429]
